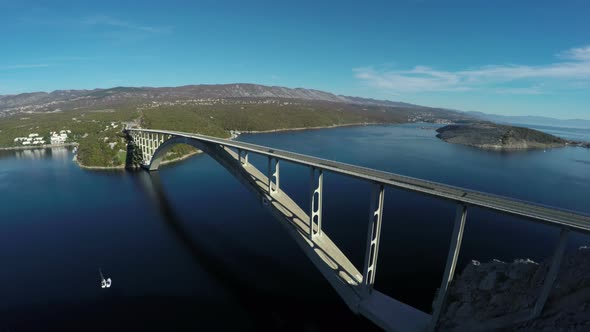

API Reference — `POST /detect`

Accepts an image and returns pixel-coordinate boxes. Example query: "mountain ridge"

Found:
[466,111,590,129]
[0,83,431,116]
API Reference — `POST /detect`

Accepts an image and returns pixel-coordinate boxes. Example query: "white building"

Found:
[51,135,66,145]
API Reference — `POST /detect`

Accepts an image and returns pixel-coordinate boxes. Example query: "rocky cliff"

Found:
[436,247,590,331]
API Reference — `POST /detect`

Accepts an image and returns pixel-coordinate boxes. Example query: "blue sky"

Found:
[0,0,589,119]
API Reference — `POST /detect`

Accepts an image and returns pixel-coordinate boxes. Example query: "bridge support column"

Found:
[362,183,385,294]
[267,157,280,197]
[148,133,152,160]
[309,167,323,239]
[148,133,153,162]
[430,204,468,330]
[141,133,148,164]
[238,149,249,166]
[145,132,151,165]
[531,228,569,319]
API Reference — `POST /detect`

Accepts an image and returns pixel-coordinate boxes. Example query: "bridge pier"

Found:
[532,228,569,319]
[238,149,249,166]
[362,183,385,294]
[430,204,468,330]
[267,157,280,197]
[309,167,323,239]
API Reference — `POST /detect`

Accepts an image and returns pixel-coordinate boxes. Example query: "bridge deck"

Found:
[129,128,590,234]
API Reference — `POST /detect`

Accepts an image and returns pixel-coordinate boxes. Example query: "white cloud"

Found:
[558,45,590,61]
[355,45,590,94]
[83,15,171,34]
[493,86,543,95]
[0,64,49,70]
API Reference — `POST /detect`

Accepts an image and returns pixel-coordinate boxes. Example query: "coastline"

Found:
[74,121,391,170]
[160,150,201,165]
[441,141,568,151]
[240,121,382,134]
[75,149,203,170]
[0,143,78,151]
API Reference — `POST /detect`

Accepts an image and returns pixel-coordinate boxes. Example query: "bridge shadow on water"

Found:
[0,169,377,332]
[128,170,379,331]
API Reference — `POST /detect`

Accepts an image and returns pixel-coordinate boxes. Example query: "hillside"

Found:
[0,84,472,168]
[436,122,567,150]
[0,83,436,117]
[465,111,590,130]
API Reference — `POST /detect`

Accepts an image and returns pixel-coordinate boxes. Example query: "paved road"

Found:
[128,128,590,233]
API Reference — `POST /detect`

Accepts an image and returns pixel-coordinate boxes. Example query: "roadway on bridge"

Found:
[129,128,590,234]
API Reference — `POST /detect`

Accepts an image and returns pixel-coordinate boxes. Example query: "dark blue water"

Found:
[1,124,589,331]
[526,124,590,142]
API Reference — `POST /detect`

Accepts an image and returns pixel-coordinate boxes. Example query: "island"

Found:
[435,122,567,150]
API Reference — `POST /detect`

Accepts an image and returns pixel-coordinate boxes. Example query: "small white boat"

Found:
[99,268,112,289]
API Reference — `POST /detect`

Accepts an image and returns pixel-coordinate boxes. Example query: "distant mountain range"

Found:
[466,111,590,130]
[5,84,582,129]
[0,83,430,117]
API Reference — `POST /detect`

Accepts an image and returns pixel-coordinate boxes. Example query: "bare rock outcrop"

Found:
[436,247,590,331]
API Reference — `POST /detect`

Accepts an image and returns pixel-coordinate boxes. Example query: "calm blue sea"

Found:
[0,123,589,331]
[526,124,590,141]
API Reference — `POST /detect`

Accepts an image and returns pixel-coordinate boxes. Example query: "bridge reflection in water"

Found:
[127,128,590,332]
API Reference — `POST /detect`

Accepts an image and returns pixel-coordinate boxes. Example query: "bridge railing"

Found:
[126,128,590,330]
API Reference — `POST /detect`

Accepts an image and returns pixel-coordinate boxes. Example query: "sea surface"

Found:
[1,123,589,331]
[527,124,590,141]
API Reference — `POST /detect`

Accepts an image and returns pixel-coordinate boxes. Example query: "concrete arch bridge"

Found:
[126,128,590,331]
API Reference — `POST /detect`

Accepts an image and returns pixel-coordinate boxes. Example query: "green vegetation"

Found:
[116,150,127,164]
[141,102,407,133]
[436,122,567,150]
[160,143,198,162]
[0,105,138,167]
[0,100,426,168]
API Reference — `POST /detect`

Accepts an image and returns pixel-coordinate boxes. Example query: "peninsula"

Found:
[436,122,568,150]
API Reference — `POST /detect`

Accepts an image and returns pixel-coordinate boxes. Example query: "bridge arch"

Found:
[128,130,373,317]
[148,136,214,171]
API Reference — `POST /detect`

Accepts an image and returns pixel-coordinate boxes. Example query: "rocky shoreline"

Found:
[436,247,590,331]
[76,150,202,170]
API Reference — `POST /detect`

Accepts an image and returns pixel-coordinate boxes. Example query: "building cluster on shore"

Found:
[13,129,71,146]
[407,111,455,124]
[229,130,241,139]
[50,130,71,144]
[14,133,45,145]
[136,98,298,111]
